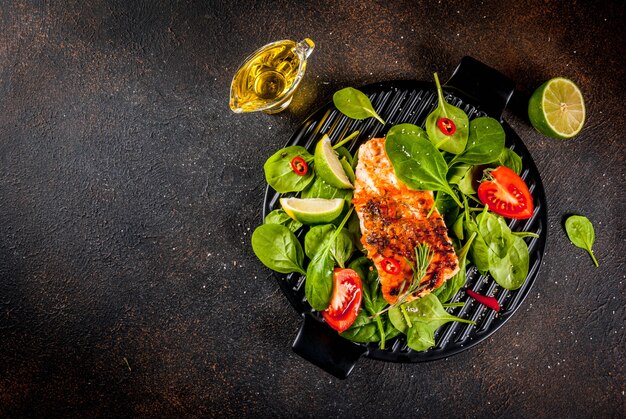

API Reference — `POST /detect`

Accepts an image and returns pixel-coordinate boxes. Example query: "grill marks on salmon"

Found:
[352,137,459,304]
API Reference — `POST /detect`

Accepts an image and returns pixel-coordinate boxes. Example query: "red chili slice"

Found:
[466,289,501,312]
[381,257,401,275]
[290,156,308,176]
[437,118,457,135]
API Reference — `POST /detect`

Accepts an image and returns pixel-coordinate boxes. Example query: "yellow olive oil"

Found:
[230,39,314,113]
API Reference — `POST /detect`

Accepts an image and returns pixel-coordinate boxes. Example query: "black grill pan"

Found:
[262,57,547,378]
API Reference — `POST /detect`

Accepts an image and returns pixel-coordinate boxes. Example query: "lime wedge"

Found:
[528,77,586,139]
[314,135,353,189]
[280,197,344,225]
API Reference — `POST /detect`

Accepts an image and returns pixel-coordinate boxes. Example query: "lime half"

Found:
[280,197,344,225]
[314,135,353,189]
[528,77,586,139]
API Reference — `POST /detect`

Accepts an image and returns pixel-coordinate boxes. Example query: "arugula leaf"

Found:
[333,87,385,125]
[449,117,505,166]
[425,73,469,155]
[264,209,303,233]
[565,215,599,267]
[497,148,523,175]
[385,123,463,207]
[263,146,314,193]
[304,224,353,268]
[251,224,306,275]
[433,232,477,303]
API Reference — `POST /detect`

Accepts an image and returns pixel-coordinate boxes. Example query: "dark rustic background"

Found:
[0,0,624,417]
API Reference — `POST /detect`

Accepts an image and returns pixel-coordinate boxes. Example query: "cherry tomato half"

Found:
[381,257,401,275]
[322,268,362,333]
[290,156,308,176]
[437,117,457,135]
[478,166,534,219]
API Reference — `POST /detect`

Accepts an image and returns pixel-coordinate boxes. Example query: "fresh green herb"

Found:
[449,117,505,166]
[305,208,354,311]
[251,224,306,275]
[301,177,353,201]
[264,209,303,233]
[385,123,463,207]
[565,215,599,267]
[489,235,529,290]
[388,294,475,351]
[433,232,477,303]
[497,148,523,175]
[263,146,315,193]
[304,224,354,268]
[333,87,385,125]
[373,243,434,318]
[425,73,469,154]
[332,131,360,150]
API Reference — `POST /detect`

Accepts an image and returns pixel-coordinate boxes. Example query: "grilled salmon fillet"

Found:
[352,137,459,304]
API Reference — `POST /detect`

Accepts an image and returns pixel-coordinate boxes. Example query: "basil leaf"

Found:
[304,224,353,268]
[425,73,469,155]
[251,224,306,275]
[565,215,599,267]
[301,177,353,201]
[449,117,505,166]
[263,146,314,193]
[264,209,303,233]
[489,235,529,290]
[305,251,335,311]
[333,87,385,125]
[385,123,462,207]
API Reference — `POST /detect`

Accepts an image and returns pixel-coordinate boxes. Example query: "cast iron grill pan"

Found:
[261,57,547,378]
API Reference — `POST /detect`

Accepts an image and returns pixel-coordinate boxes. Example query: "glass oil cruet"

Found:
[229,38,315,114]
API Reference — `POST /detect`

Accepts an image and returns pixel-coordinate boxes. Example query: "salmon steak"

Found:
[352,137,459,304]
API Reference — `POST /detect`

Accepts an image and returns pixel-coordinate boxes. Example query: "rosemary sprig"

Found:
[371,243,434,318]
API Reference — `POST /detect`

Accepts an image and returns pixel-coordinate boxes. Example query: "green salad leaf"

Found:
[449,117,505,166]
[264,209,303,233]
[263,146,315,193]
[425,73,469,155]
[333,87,385,125]
[301,177,353,201]
[251,224,306,275]
[565,215,599,267]
[497,148,523,175]
[304,224,354,268]
[385,123,462,207]
[489,235,529,290]
[433,232,477,303]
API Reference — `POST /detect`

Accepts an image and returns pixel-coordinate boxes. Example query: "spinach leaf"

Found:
[512,231,540,239]
[385,123,463,207]
[339,310,380,342]
[565,215,599,267]
[251,224,306,275]
[304,209,354,311]
[435,192,459,221]
[301,176,353,201]
[464,211,491,274]
[447,163,471,185]
[304,224,354,268]
[388,294,475,351]
[346,211,363,252]
[477,210,513,259]
[340,157,356,183]
[333,87,385,125]
[449,117,505,166]
[264,209,303,233]
[489,235,529,290]
[497,148,523,175]
[433,232,477,303]
[457,165,483,195]
[425,73,469,155]
[263,146,314,193]
[305,250,335,311]
[452,213,465,240]
[335,146,353,167]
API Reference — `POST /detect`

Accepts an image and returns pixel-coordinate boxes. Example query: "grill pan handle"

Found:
[292,313,368,379]
[446,56,515,120]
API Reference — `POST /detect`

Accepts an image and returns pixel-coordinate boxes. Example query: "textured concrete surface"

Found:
[0,0,624,417]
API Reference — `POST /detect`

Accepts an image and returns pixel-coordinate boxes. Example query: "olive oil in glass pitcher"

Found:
[229,38,315,114]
